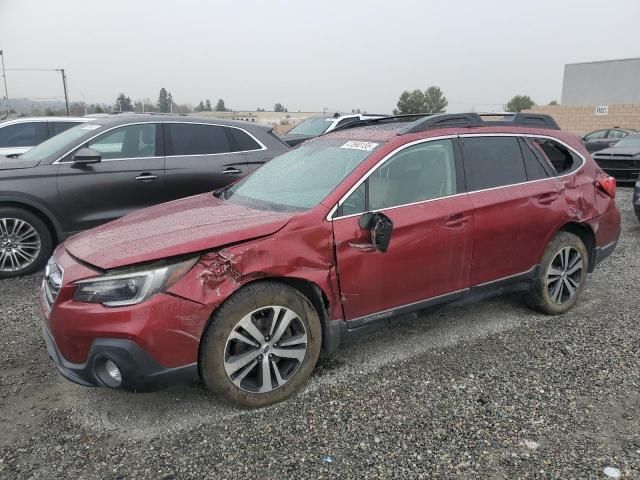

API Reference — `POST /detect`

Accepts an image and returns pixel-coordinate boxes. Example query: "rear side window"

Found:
[531,138,580,175]
[607,129,627,139]
[51,121,82,136]
[166,123,231,156]
[462,136,527,190]
[0,122,48,147]
[518,138,549,181]
[228,128,261,151]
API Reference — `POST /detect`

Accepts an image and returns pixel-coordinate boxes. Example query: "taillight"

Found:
[595,173,616,199]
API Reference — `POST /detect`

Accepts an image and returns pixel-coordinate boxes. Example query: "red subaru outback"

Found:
[41,113,620,408]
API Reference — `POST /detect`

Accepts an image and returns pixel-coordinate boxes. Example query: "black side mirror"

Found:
[358,212,393,252]
[72,147,102,165]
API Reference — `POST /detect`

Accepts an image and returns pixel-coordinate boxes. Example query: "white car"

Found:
[0,117,91,157]
[281,113,386,147]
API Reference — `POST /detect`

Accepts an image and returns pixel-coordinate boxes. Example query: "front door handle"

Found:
[135,173,158,182]
[445,213,470,229]
[223,167,243,175]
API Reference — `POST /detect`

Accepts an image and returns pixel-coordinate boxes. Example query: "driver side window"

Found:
[88,124,157,160]
[340,139,457,216]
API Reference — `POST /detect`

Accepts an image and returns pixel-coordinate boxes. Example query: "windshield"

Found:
[287,117,333,136]
[20,123,101,161]
[616,135,640,147]
[225,139,381,212]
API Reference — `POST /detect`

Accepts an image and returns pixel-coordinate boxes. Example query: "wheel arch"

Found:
[557,222,596,272]
[198,276,335,363]
[0,196,64,246]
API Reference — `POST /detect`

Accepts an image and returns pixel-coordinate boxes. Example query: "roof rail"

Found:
[400,112,560,134]
[328,114,430,134]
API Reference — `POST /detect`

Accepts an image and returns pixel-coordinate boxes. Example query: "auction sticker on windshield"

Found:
[340,141,379,151]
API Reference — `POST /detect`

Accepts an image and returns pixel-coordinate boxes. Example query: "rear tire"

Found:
[199,281,322,408]
[0,207,53,279]
[525,232,588,315]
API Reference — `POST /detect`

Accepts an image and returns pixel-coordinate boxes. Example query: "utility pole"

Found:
[0,50,9,113]
[59,69,70,116]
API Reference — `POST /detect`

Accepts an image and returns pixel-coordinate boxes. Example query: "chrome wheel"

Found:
[223,306,307,394]
[547,246,583,305]
[0,218,42,272]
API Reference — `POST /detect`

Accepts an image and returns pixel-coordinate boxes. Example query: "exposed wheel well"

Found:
[558,222,596,271]
[0,201,60,245]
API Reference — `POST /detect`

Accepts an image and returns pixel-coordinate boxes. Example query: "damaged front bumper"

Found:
[42,325,198,390]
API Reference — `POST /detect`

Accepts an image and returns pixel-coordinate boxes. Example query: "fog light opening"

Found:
[95,358,123,388]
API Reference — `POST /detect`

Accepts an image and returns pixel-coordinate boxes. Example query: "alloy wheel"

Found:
[547,246,583,305]
[223,306,307,394]
[0,218,42,272]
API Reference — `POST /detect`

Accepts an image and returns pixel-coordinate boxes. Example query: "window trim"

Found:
[52,121,267,164]
[326,133,586,221]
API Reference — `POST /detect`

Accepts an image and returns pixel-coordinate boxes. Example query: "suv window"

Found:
[166,123,232,156]
[51,121,82,136]
[88,124,157,160]
[341,139,457,215]
[462,136,527,190]
[607,129,627,139]
[584,130,608,141]
[228,128,261,151]
[0,122,48,148]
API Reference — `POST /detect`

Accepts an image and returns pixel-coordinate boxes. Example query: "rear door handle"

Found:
[135,173,158,182]
[223,167,243,175]
[537,192,560,205]
[445,213,470,228]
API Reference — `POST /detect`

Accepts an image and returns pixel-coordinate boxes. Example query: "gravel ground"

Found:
[0,188,638,479]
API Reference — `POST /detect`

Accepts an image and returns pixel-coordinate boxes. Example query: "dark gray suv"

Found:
[0,114,289,277]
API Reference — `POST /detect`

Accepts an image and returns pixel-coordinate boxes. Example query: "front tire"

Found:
[525,232,588,315]
[0,207,53,279]
[199,281,322,408]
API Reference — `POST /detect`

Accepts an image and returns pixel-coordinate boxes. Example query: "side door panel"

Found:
[332,138,473,322]
[56,123,167,233]
[333,195,474,321]
[163,123,249,200]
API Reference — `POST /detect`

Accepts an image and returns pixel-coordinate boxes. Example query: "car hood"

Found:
[0,156,40,170]
[65,193,294,270]
[594,146,640,156]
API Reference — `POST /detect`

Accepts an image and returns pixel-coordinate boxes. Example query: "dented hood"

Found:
[65,193,293,270]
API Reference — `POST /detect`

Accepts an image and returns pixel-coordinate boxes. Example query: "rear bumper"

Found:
[42,325,198,391]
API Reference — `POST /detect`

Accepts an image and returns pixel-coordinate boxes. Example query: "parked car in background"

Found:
[592,133,640,182]
[0,114,289,277]
[40,112,620,408]
[280,113,385,146]
[582,127,637,153]
[0,117,90,157]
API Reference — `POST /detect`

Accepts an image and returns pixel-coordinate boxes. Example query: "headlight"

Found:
[74,256,198,307]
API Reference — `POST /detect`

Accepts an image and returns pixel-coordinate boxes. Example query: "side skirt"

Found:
[323,265,540,354]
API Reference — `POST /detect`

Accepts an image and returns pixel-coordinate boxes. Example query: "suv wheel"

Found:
[525,232,588,315]
[199,281,322,408]
[0,207,52,278]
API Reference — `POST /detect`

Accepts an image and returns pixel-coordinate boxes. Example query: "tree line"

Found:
[392,87,553,115]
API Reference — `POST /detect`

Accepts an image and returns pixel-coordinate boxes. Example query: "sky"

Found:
[1,0,639,113]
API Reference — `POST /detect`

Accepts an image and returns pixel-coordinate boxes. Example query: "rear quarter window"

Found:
[531,138,582,175]
[228,128,262,151]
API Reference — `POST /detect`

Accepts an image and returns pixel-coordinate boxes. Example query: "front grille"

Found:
[43,258,63,310]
